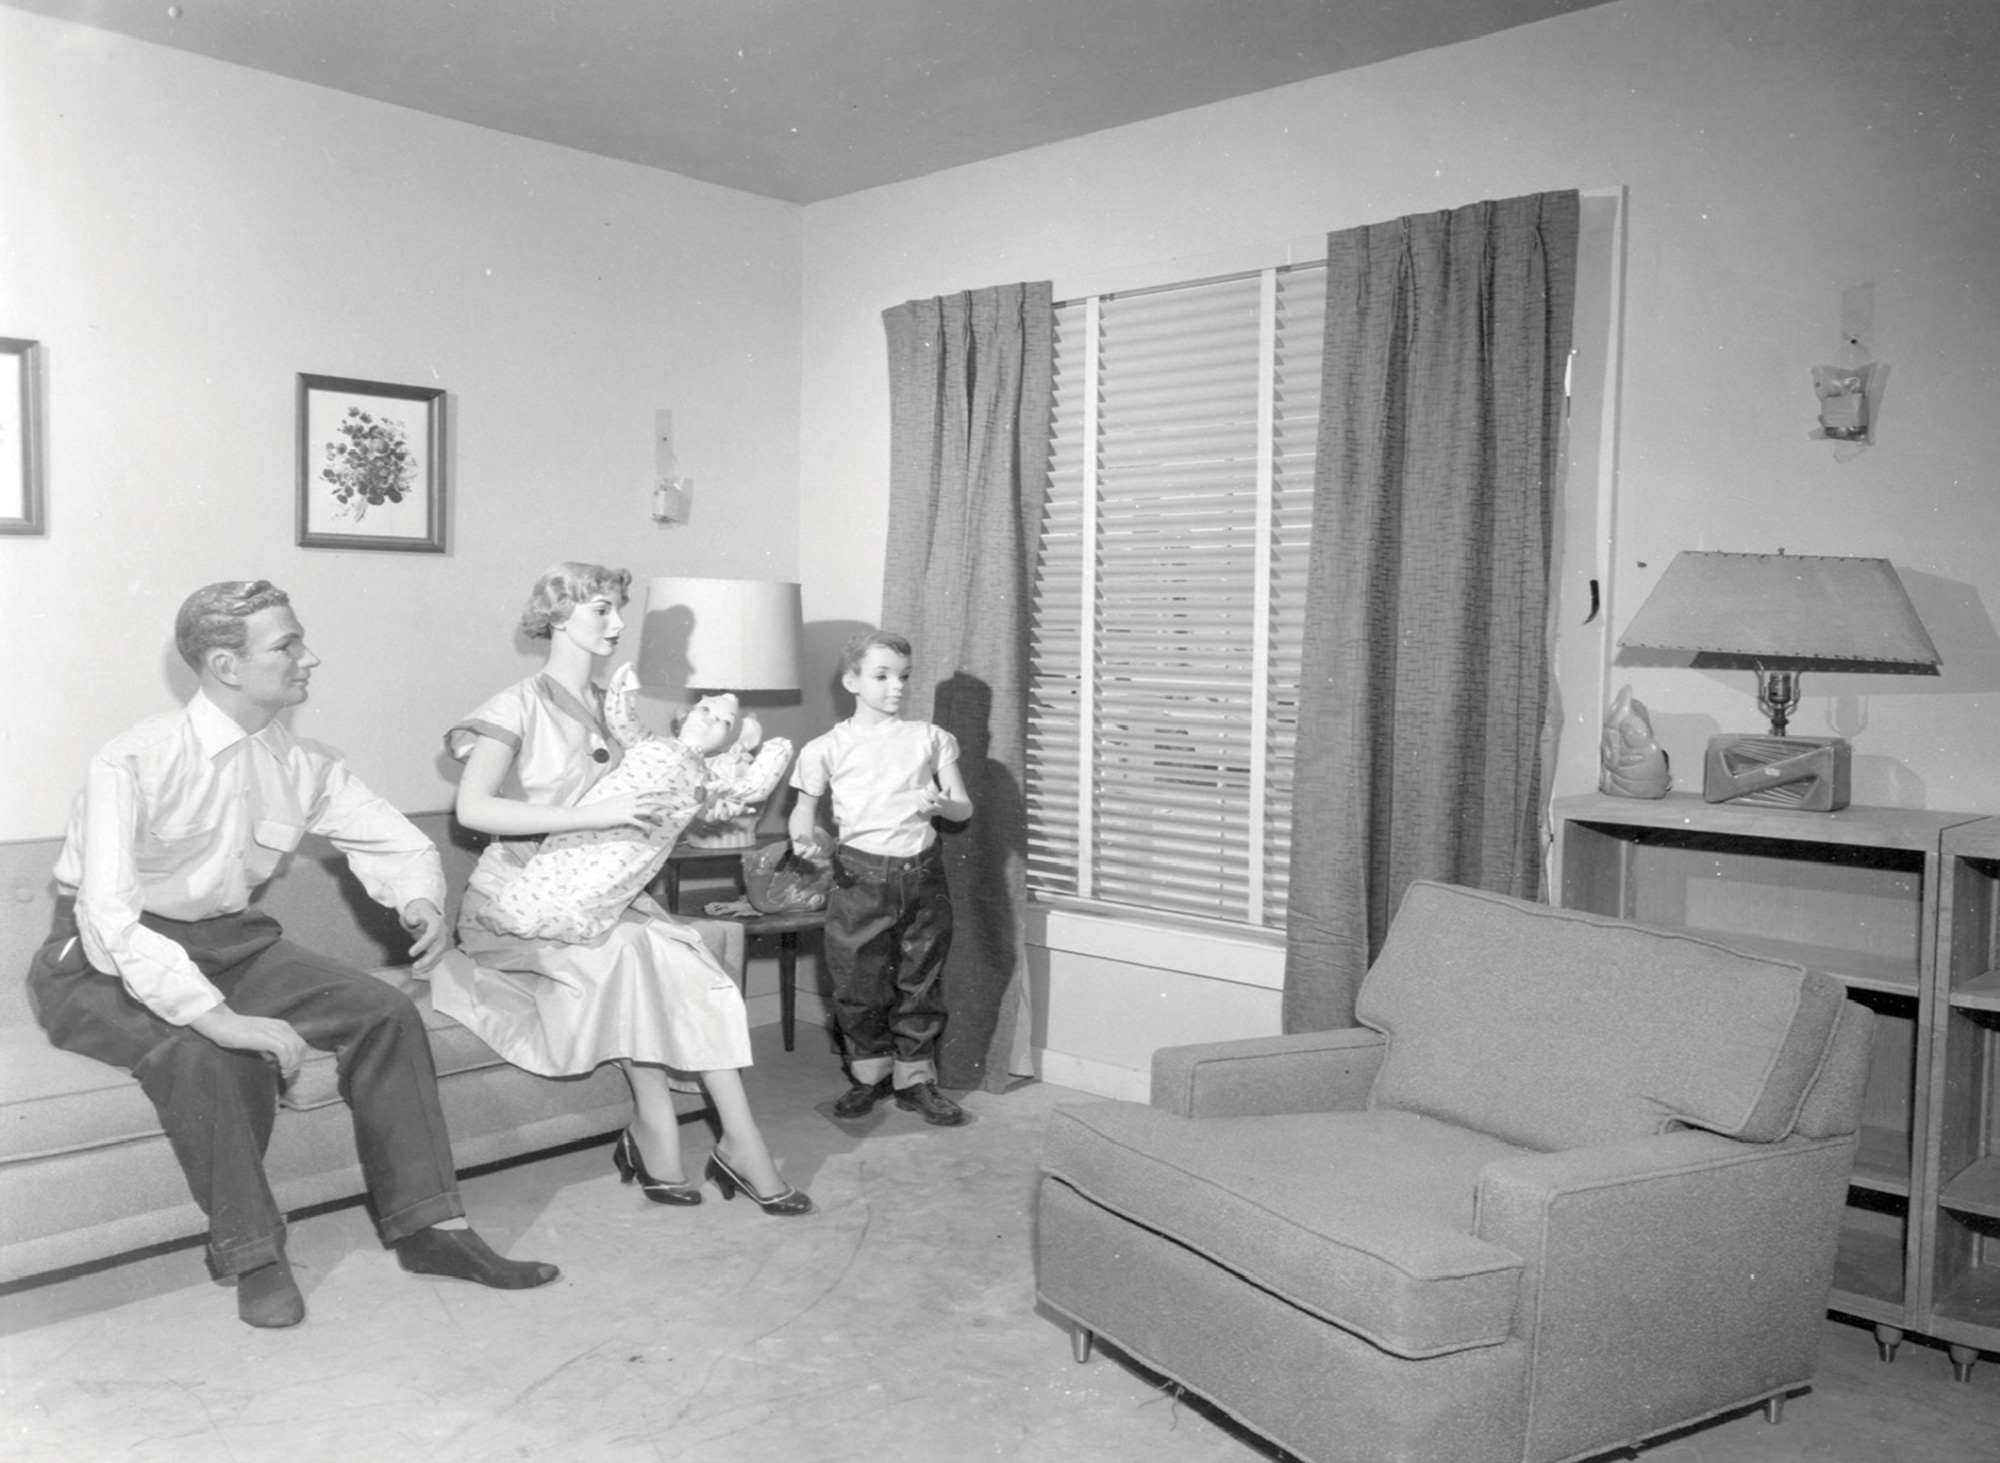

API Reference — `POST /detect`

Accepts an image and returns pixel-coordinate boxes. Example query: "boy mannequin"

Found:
[789,631,973,1126]
[28,581,558,1327]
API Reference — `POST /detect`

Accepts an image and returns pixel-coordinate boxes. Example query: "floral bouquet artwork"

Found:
[322,407,415,522]
[296,373,446,552]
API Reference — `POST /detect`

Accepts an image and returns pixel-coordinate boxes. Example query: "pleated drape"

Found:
[880,281,1053,1091]
[1283,192,1579,1032]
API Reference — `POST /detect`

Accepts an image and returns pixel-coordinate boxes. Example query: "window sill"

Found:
[1025,898,1285,992]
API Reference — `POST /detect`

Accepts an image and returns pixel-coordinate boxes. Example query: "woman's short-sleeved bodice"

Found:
[448,674,622,904]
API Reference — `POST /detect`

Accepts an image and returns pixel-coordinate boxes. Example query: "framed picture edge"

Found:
[0,336,47,537]
[295,372,448,554]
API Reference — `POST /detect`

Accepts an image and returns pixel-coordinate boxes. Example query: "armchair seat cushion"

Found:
[1042,1101,1530,1358]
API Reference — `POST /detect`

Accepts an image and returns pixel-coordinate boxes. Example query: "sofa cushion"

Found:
[0,974,510,1162]
[1357,882,1847,1152]
[1041,1101,1528,1359]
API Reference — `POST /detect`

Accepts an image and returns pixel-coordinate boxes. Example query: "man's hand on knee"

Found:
[188,1006,309,1082]
[400,898,448,973]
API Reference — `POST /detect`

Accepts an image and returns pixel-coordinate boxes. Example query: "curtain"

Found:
[1283,191,1579,1032]
[880,282,1054,1091]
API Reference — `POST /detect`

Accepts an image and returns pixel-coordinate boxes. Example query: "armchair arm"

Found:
[1474,1128,1859,1463]
[1149,1028,1385,1119]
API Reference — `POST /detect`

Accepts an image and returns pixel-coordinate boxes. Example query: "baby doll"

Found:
[475,664,793,943]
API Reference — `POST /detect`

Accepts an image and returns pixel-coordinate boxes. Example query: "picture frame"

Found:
[296,373,446,552]
[0,337,46,536]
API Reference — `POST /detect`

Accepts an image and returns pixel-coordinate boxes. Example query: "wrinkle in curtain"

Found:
[880,281,1053,1091]
[1284,191,1579,1032]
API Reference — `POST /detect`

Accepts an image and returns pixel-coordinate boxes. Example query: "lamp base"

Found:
[1702,735,1852,812]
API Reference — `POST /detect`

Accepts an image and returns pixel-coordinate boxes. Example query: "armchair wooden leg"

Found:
[1071,1322,1094,1364]
[1948,1344,1979,1382]
[1874,1323,1903,1363]
[1761,1395,1786,1424]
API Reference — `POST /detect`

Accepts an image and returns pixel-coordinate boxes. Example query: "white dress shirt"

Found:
[52,691,446,1025]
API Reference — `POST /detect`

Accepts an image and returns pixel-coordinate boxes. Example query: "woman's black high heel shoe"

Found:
[613,1129,703,1206]
[705,1148,814,1216]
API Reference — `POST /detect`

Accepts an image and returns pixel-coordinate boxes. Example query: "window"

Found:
[1026,264,1326,929]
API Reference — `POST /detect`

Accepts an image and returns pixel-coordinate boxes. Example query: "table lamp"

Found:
[634,576,804,846]
[1617,551,1940,811]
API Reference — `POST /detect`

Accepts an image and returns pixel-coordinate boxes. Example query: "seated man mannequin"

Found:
[26,581,559,1328]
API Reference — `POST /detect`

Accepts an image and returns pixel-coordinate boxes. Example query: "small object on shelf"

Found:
[1703,734,1851,811]
[1599,685,1670,799]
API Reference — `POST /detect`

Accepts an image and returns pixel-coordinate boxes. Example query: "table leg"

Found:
[779,932,797,1052]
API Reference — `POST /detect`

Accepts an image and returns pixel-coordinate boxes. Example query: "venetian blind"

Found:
[1026,263,1325,928]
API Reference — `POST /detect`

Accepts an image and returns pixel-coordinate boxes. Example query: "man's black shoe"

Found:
[895,1081,966,1127]
[832,1076,894,1119]
[394,1227,560,1289]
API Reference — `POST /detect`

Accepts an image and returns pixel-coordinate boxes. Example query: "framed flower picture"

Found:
[296,373,446,552]
[0,337,45,536]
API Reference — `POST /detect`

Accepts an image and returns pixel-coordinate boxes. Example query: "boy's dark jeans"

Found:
[825,844,953,1088]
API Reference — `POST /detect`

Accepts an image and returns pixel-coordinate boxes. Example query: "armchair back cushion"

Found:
[1357,882,1849,1151]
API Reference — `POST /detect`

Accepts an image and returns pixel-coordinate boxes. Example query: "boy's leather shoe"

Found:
[895,1081,966,1127]
[832,1076,893,1119]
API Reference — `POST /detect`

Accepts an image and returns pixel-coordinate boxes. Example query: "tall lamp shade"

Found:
[1617,551,1939,810]
[635,577,804,694]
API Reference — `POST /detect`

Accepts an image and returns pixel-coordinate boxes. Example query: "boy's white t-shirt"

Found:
[791,718,960,858]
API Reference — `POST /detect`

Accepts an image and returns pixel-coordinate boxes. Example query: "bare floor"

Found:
[3,1025,1997,1462]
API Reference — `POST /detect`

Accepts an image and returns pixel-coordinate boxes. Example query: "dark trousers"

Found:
[28,905,464,1275]
[824,844,953,1087]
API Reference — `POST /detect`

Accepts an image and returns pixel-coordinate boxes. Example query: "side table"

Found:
[716,908,826,1053]
[650,844,826,1052]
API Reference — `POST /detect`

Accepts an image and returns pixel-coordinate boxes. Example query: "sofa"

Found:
[0,821,736,1285]
[1037,880,1873,1463]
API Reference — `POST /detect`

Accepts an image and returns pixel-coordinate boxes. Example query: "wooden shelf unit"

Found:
[1553,792,1985,1374]
[1927,817,2000,1377]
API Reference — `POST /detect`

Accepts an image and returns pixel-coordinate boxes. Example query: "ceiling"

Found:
[10,0,1614,203]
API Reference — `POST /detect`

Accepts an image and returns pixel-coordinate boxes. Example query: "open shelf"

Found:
[1949,969,2000,1013]
[1939,1156,2000,1219]
[1663,932,1919,997]
[1923,818,2000,1370]
[1831,1210,1908,1314]
[1852,1123,1913,1197]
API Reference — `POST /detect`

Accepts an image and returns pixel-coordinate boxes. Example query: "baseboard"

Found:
[1034,1049,1148,1101]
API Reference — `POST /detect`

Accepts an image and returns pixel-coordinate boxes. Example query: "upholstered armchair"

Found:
[1037,881,1873,1463]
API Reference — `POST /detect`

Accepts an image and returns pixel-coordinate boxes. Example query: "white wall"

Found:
[0,10,804,838]
[797,0,2000,1089]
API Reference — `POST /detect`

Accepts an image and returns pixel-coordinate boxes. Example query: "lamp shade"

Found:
[1618,552,1940,675]
[635,577,804,692]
